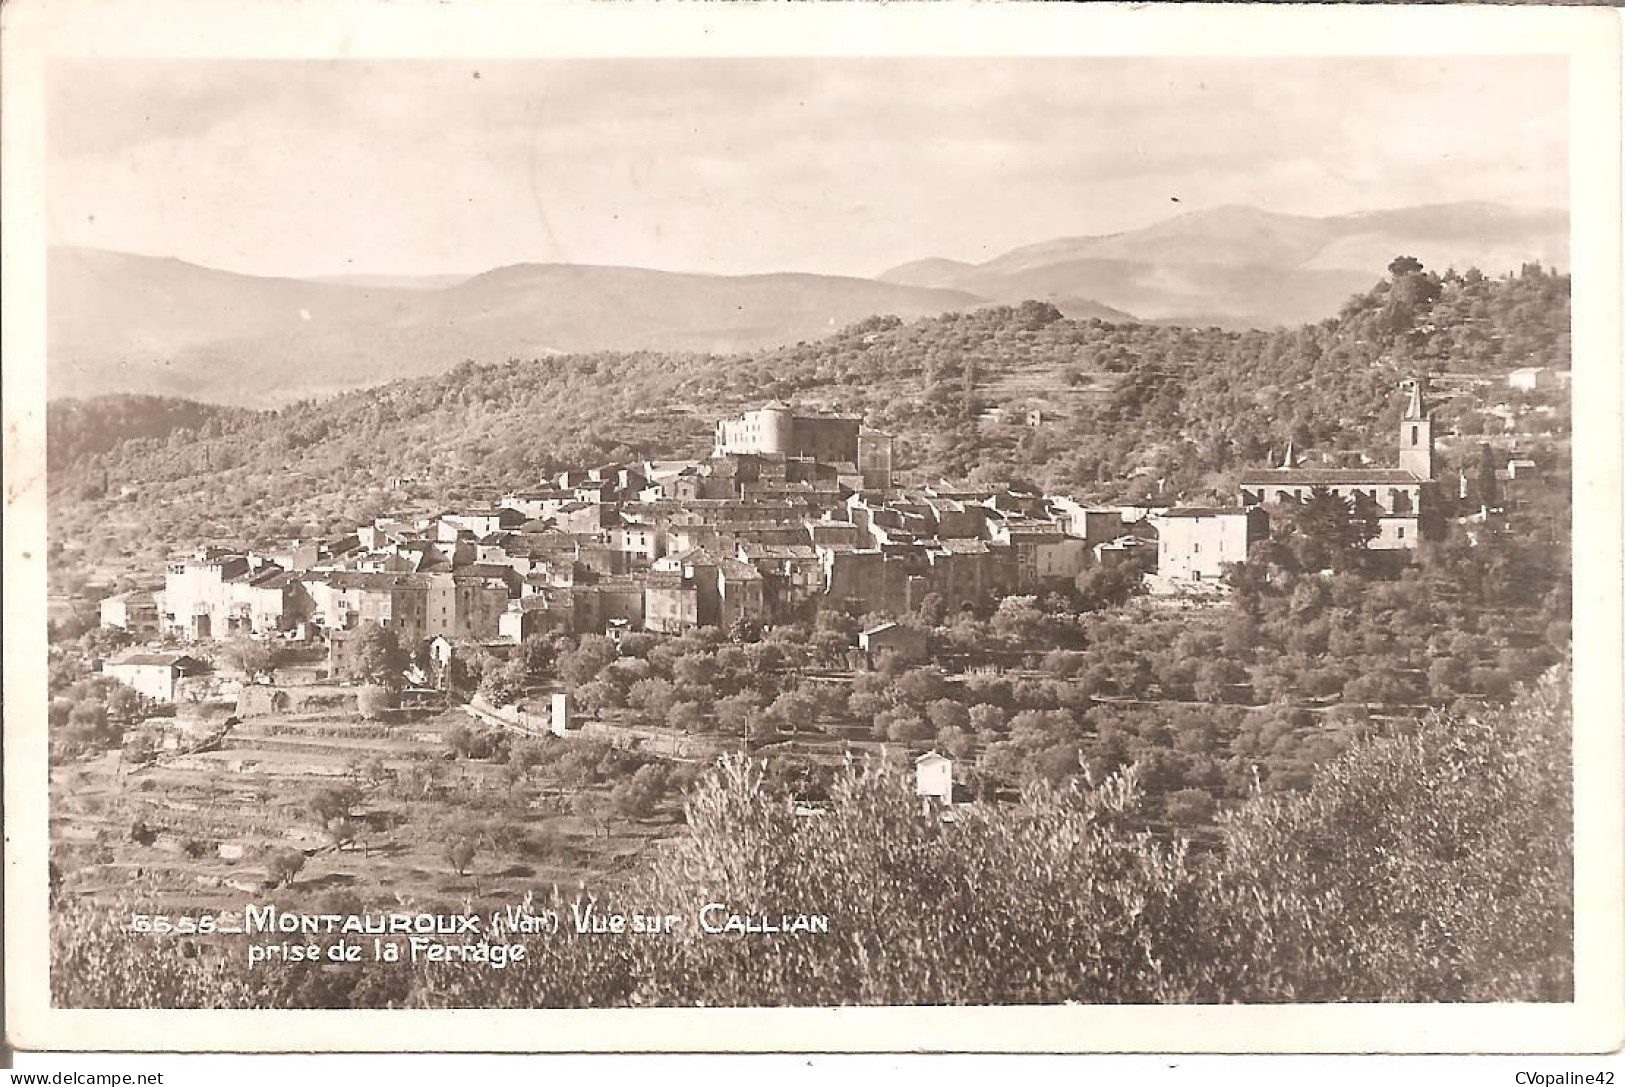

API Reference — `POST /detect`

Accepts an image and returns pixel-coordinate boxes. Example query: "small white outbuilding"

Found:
[914,751,954,806]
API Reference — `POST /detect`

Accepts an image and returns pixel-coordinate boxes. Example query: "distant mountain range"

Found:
[46,251,1005,406]
[47,200,1565,407]
[882,201,1569,329]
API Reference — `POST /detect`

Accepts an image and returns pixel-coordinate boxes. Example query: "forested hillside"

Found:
[48,261,1568,578]
[46,395,253,474]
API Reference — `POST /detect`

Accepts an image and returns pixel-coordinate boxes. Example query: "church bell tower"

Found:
[1398,378,1434,481]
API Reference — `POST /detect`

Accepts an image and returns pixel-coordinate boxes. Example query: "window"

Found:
[1397,526,1405,539]
[1410,425,1419,444]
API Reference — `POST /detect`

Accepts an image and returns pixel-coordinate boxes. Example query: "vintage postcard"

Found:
[3,0,1621,1058]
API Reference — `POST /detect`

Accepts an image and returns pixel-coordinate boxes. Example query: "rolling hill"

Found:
[46,395,253,473]
[881,202,1569,329]
[46,249,995,406]
[46,200,1564,407]
[45,264,1569,565]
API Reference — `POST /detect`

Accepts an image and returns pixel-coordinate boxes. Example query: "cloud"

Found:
[46,57,1568,279]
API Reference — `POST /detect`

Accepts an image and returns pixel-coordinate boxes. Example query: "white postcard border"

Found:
[3,0,1620,1055]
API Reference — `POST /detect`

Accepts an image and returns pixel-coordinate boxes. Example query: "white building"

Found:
[103,652,208,703]
[1151,508,1269,582]
[550,692,575,737]
[1508,367,1551,392]
[915,751,954,806]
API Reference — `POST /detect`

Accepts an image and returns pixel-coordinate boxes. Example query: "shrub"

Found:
[874,707,931,744]
[327,817,360,851]
[445,838,477,876]
[1203,665,1572,1001]
[264,848,306,887]
[479,659,529,707]
[444,724,474,759]
[356,684,396,720]
[1164,788,1216,826]
[309,784,360,826]
[51,896,267,1008]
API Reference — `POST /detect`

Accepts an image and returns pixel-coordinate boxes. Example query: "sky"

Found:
[46,57,1568,280]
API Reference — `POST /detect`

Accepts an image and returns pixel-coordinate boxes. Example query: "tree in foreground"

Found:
[342,625,407,688]
[356,684,396,720]
[309,784,361,827]
[1200,663,1572,1002]
[265,848,306,888]
[415,664,1574,1007]
[223,638,292,683]
[445,838,477,876]
[52,666,1572,1009]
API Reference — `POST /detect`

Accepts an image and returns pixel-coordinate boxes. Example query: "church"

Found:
[1238,380,1437,551]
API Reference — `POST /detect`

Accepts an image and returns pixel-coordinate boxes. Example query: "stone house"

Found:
[104,651,208,703]
[1151,507,1270,582]
[100,590,162,636]
[859,621,929,664]
[717,557,766,630]
[643,572,700,634]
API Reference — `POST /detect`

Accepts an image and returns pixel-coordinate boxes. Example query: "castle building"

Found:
[1238,379,1436,551]
[713,401,864,467]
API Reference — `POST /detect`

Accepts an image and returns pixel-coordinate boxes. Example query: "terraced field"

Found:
[49,703,690,922]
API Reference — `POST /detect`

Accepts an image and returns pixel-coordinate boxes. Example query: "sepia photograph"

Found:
[3,0,1621,1060]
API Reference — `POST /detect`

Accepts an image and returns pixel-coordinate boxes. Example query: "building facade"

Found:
[1239,380,1437,552]
[104,652,207,703]
[915,751,954,806]
[1152,508,1270,581]
[860,622,929,664]
[100,591,162,636]
[714,402,863,465]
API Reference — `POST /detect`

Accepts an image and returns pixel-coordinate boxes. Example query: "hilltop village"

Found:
[55,356,1570,896]
[95,384,1464,680]
[48,349,1572,1012]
